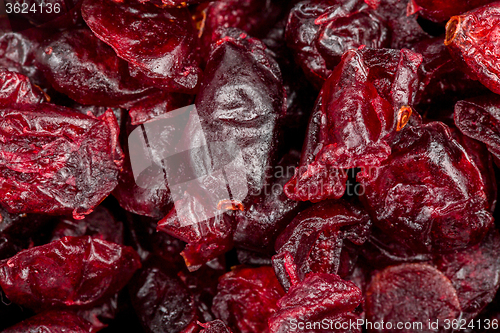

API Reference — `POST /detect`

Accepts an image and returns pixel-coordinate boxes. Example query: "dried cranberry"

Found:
[0,69,46,106]
[359,122,493,252]
[454,94,500,166]
[272,200,371,291]
[409,0,495,22]
[365,263,461,332]
[0,105,123,219]
[285,47,422,202]
[50,206,124,244]
[212,266,285,333]
[0,236,141,310]
[269,273,362,333]
[445,2,500,95]
[82,0,201,93]
[128,91,192,126]
[433,229,500,320]
[2,310,93,333]
[35,29,156,108]
[129,256,199,333]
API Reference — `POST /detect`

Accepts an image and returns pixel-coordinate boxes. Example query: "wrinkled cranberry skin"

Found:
[285,47,422,202]
[272,200,371,291]
[0,105,123,219]
[113,122,173,219]
[286,0,389,88]
[448,126,497,212]
[445,3,500,95]
[50,206,124,244]
[233,150,305,255]
[212,266,285,333]
[433,229,500,320]
[410,0,495,22]
[269,273,362,333]
[454,94,500,165]
[0,236,141,311]
[129,256,198,333]
[35,29,155,108]
[128,91,192,126]
[359,122,493,252]
[82,0,201,93]
[411,37,488,108]
[2,310,93,333]
[197,0,282,56]
[366,263,461,333]
[0,69,45,106]
[199,319,233,333]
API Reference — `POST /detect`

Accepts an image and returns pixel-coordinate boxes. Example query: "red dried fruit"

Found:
[196,0,282,56]
[158,30,285,269]
[76,293,119,331]
[286,0,389,88]
[3,310,93,333]
[433,229,500,320]
[0,236,141,310]
[129,256,199,333]
[454,94,500,166]
[272,200,371,291]
[268,273,362,333]
[128,91,192,125]
[285,47,422,202]
[409,0,495,22]
[0,105,123,219]
[82,0,201,93]
[35,29,156,108]
[50,206,124,244]
[411,37,488,108]
[233,150,304,255]
[0,69,46,107]
[445,3,500,95]
[365,263,461,333]
[199,319,233,333]
[212,266,285,333]
[359,122,493,252]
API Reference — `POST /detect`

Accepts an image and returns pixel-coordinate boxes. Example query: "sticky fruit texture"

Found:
[409,0,495,22]
[199,319,233,333]
[433,229,500,320]
[0,69,46,106]
[285,47,422,202]
[128,91,192,125]
[366,263,461,333]
[411,37,489,108]
[0,31,47,86]
[359,226,432,268]
[2,310,93,333]
[0,236,141,310]
[196,0,283,56]
[82,0,201,93]
[113,122,173,219]
[268,273,362,333]
[285,0,389,89]
[35,29,156,108]
[445,3,500,95]
[448,126,497,212]
[272,200,371,291]
[50,206,124,244]
[454,94,500,166]
[359,122,493,252]
[158,30,285,270]
[233,150,305,255]
[0,105,123,219]
[212,266,285,333]
[128,256,199,333]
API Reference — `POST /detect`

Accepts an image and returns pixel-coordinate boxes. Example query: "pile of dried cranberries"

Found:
[2,0,500,332]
